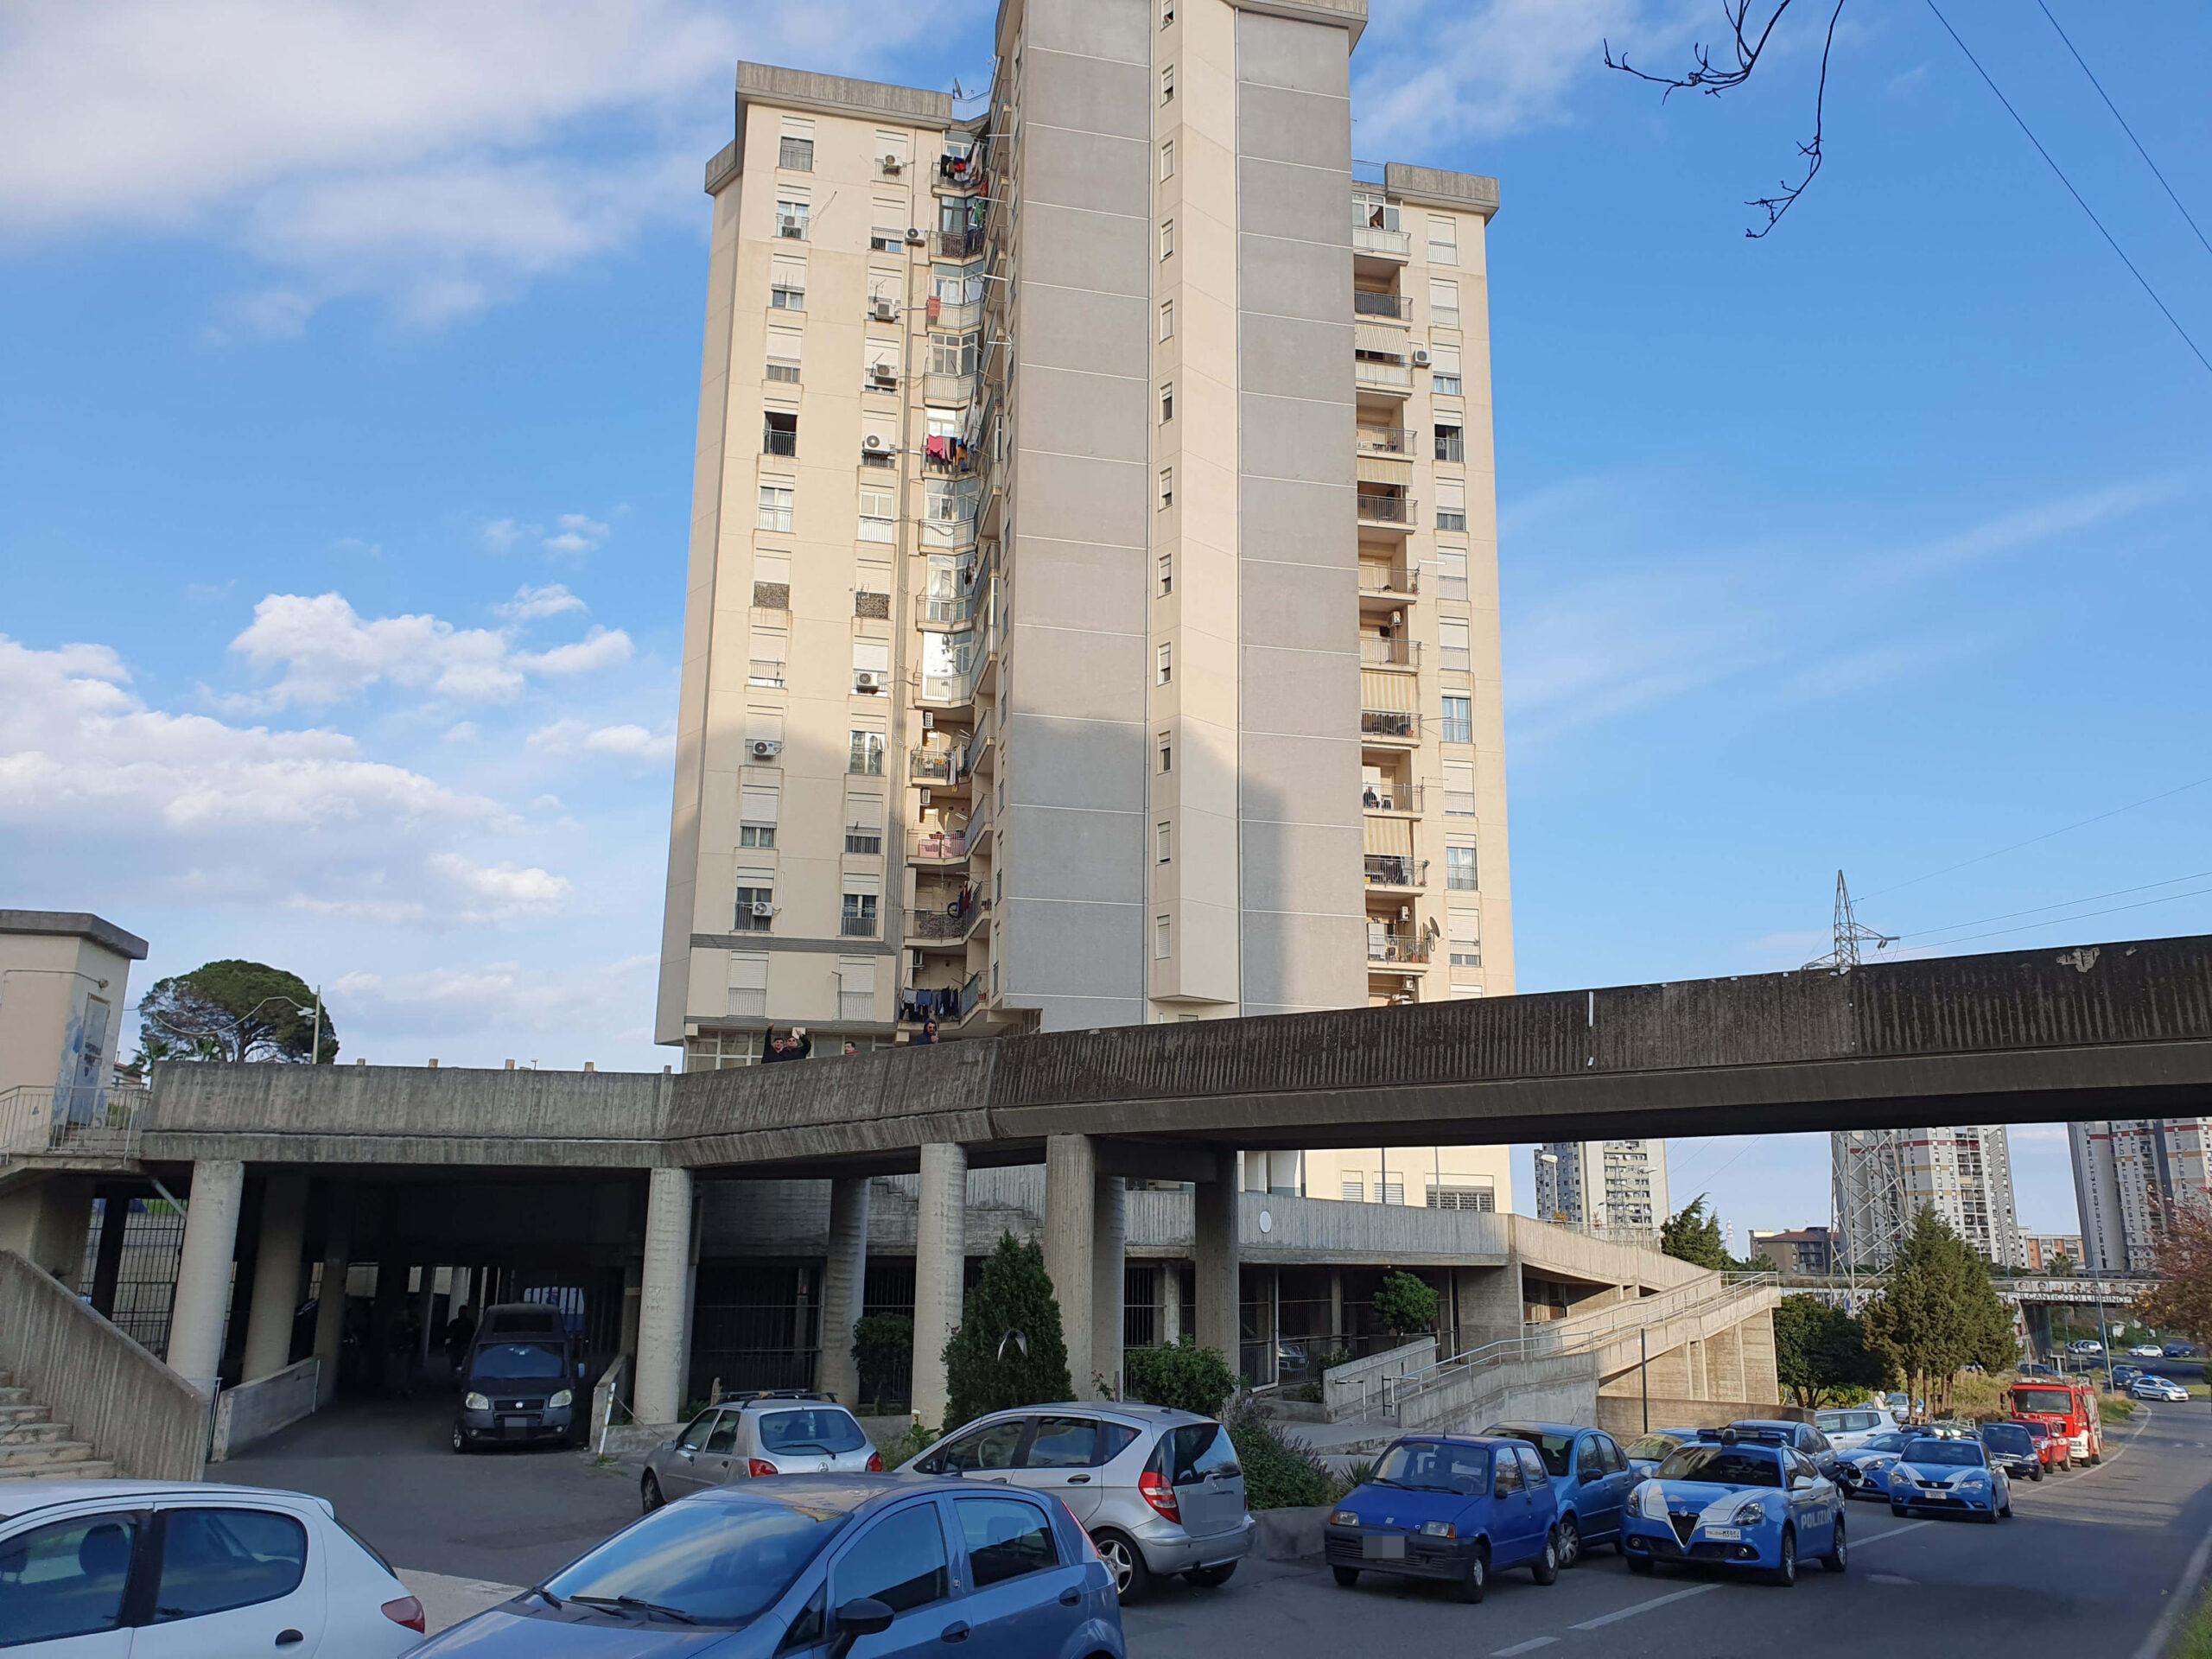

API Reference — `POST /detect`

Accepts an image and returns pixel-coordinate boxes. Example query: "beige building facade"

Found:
[658,0,1515,1210]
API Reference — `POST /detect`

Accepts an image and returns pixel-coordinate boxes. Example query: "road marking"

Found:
[1567,1582,1719,1629]
[1866,1573,1915,1586]
[1491,1640,1559,1656]
[2130,1414,2212,1659]
[1856,1517,1934,1546]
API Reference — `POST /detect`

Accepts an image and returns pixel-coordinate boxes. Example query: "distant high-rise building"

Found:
[1533,1140,1669,1239]
[1748,1226,1834,1275]
[1831,1127,2025,1272]
[2069,1119,2212,1273]
[2018,1232,2083,1274]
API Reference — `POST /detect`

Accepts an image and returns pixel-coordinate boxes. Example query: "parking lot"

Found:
[238,1399,2212,1657]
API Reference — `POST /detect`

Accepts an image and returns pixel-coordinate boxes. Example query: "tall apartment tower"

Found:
[656,2,1515,1208]
[1831,1127,2026,1273]
[2070,1119,2212,1273]
[1533,1139,1669,1239]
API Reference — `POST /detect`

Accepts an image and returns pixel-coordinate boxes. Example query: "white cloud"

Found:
[1853,480,2172,588]
[541,512,611,556]
[429,852,574,918]
[480,518,524,554]
[442,721,480,744]
[529,718,674,762]
[331,953,657,1048]
[498,582,587,621]
[288,892,430,926]
[515,626,632,677]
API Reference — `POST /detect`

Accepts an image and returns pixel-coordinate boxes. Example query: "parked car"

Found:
[2111,1363,2143,1390]
[451,1307,588,1453]
[1813,1407,1891,1452]
[1834,1431,1916,1499]
[644,1391,880,1510]
[2018,1360,2061,1378]
[0,1478,423,1656]
[1885,1434,2011,1522]
[2008,1380,2104,1465]
[1624,1427,1701,1478]
[2164,1342,2200,1358]
[1325,1435,1561,1602]
[1481,1421,1637,1567]
[2131,1344,2166,1359]
[1977,1421,2044,1482]
[2013,1417,2071,1471]
[408,1473,1124,1658]
[2066,1338,2105,1357]
[2132,1375,2191,1403]
[899,1402,1251,1603]
[1619,1429,1846,1586]
[1727,1419,1842,1480]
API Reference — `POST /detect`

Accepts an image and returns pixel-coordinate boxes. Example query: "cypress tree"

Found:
[944,1232,1073,1429]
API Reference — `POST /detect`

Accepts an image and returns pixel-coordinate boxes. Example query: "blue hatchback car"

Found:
[1482,1421,1638,1567]
[1620,1429,1847,1587]
[1325,1435,1562,1603]
[406,1474,1124,1658]
[1886,1434,2012,1521]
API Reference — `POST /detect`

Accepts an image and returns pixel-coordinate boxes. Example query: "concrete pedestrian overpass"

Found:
[9,934,2210,1449]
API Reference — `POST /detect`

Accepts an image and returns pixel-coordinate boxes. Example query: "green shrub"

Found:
[869,1420,938,1470]
[2101,1391,2137,1421]
[1224,1398,1336,1510]
[1374,1271,1440,1336]
[1123,1340,1240,1417]
[1345,1459,1376,1490]
[944,1233,1072,1429]
[851,1314,913,1412]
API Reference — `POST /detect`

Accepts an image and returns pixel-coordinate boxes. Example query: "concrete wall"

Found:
[0,1249,207,1482]
[1323,1337,1433,1417]
[209,1357,319,1461]
[0,1176,95,1287]
[1396,1350,1595,1433]
[1594,1395,1808,1440]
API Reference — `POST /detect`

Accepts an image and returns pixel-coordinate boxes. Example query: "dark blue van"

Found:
[1325,1435,1562,1603]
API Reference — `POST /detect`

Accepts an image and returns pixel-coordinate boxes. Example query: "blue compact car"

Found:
[1325,1435,1562,1603]
[406,1474,1124,1658]
[1483,1421,1638,1567]
[1620,1430,1847,1586]
[1834,1430,1916,1499]
[1886,1435,2012,1522]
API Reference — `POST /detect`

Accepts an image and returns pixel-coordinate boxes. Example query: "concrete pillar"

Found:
[817,1177,870,1408]
[912,1142,968,1427]
[312,1189,353,1406]
[241,1174,309,1382]
[89,1188,130,1316]
[168,1159,246,1392]
[1194,1172,1240,1367]
[416,1268,439,1370]
[1158,1262,1182,1345]
[1329,1269,1344,1343]
[450,1266,473,1318]
[1043,1136,1097,1396]
[634,1167,694,1425]
[1091,1173,1126,1398]
[0,1176,98,1288]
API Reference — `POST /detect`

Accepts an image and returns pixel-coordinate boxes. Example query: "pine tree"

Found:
[944,1232,1073,1429]
[1861,1207,2015,1416]
[1661,1195,1739,1270]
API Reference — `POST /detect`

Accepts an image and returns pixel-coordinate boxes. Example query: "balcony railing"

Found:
[1353,292,1411,321]
[0,1084,147,1159]
[1352,224,1411,257]
[1435,510,1467,532]
[1356,493,1414,525]
[766,359,801,385]
[1355,359,1414,393]
[1362,783,1424,813]
[924,371,976,407]
[748,658,785,688]
[1356,426,1415,457]
[1360,636,1417,668]
[1437,717,1474,745]
[762,429,798,457]
[918,667,977,707]
[1435,433,1465,463]
[935,226,986,258]
[923,593,977,626]
[909,829,970,863]
[839,912,880,938]
[910,747,965,786]
[1366,931,1433,964]
[1358,564,1419,596]
[1362,709,1420,742]
[1364,854,1426,887]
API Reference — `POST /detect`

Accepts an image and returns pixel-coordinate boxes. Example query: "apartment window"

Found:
[1429,1185,1496,1213]
[1156,822,1172,863]
[766,323,802,384]
[1154,915,1171,958]
[1440,695,1472,745]
[1160,218,1175,259]
[740,823,776,849]
[728,951,768,1018]
[844,823,883,855]
[1156,642,1172,684]
[775,199,810,239]
[853,639,889,695]
[1159,301,1174,340]
[1444,760,1476,817]
[779,136,815,172]
[849,730,886,775]
[1158,467,1173,509]
[1160,139,1175,180]
[1440,618,1471,672]
[1157,553,1173,595]
[1446,844,1478,891]
[734,883,776,931]
[1158,732,1173,772]
[1160,382,1173,422]
[1431,345,1463,397]
[1427,214,1458,266]
[1435,423,1465,463]
[1436,549,1469,602]
[837,958,876,1020]
[763,410,797,457]
[930,330,979,378]
[1160,0,1174,23]
[858,486,896,543]
[1160,65,1176,103]
[871,226,904,254]
[1429,277,1460,328]
[1435,483,1466,533]
[841,893,880,938]
[770,279,804,311]
[757,485,794,533]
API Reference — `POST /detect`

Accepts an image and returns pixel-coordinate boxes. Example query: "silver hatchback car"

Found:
[640,1390,880,1510]
[899,1402,1253,1602]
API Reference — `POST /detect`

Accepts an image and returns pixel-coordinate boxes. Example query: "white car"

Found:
[2132,1375,2190,1403]
[0,1479,423,1657]
[2130,1344,2165,1359]
[2066,1339,2104,1357]
[1815,1406,1895,1452]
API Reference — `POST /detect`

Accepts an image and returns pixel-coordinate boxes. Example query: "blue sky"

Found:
[3,0,2207,1242]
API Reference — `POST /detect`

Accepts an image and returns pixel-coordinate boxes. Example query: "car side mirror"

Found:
[1791,1475,1815,1491]
[836,1597,895,1639]
[1580,1467,1603,1484]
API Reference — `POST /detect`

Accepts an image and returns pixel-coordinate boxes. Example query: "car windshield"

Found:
[469,1343,566,1382]
[1489,1427,1573,1478]
[1653,1446,1783,1488]
[2012,1387,2077,1416]
[1857,1433,1911,1455]
[543,1499,851,1625]
[1371,1440,1489,1495]
[757,1409,867,1455]
[1625,1434,1682,1463]
[1904,1440,1985,1467]
[1980,1427,2033,1455]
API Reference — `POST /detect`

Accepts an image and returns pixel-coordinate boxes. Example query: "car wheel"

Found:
[451,1426,470,1455]
[1772,1528,1797,1588]
[1555,1514,1580,1569]
[1822,1515,1847,1573]
[2031,1465,2044,1482]
[1184,1564,1236,1590]
[1459,1546,1489,1605]
[1093,1532,1151,1604]
[640,1472,664,1512]
[1999,1499,2012,1519]
[1891,1504,1910,1519]
[2089,1451,2101,1465]
[1533,1529,1560,1586]
[1332,1567,1360,1589]
[1627,1553,1656,1576]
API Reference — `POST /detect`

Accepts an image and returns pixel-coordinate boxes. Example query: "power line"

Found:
[2035,0,2212,264]
[1861,772,2212,900]
[1891,880,2212,955]
[1891,868,2212,941]
[1922,0,2212,377]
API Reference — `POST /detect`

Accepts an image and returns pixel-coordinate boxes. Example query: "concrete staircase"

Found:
[0,1370,116,1482]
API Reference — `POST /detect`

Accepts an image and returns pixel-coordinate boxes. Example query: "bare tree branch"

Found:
[1605,0,1849,238]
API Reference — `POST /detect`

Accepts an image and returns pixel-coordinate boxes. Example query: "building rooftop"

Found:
[0,911,148,962]
[708,62,956,194]
[1382,162,1502,221]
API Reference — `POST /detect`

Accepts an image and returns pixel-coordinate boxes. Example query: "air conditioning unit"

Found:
[750,901,778,919]
[750,739,783,759]
[871,297,898,321]
[862,433,889,454]
[778,221,804,239]
[904,228,926,246]
[871,365,898,385]
[856,671,883,692]
[882,155,905,174]
[1411,348,1432,367]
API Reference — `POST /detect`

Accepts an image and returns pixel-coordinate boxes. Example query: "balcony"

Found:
[938,149,984,190]
[1352,223,1411,260]
[1356,426,1415,458]
[1357,492,1414,532]
[916,667,977,715]
[910,746,972,798]
[924,370,976,408]
[935,226,986,258]
[1363,854,1427,889]
[766,358,802,385]
[1360,635,1418,669]
[921,591,977,627]
[1358,563,1419,602]
[1353,291,1411,321]
[1366,931,1433,965]
[1362,782,1424,814]
[1355,357,1414,396]
[1437,717,1473,746]
[747,658,785,689]
[907,828,971,866]
[839,911,881,939]
[1361,709,1420,747]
